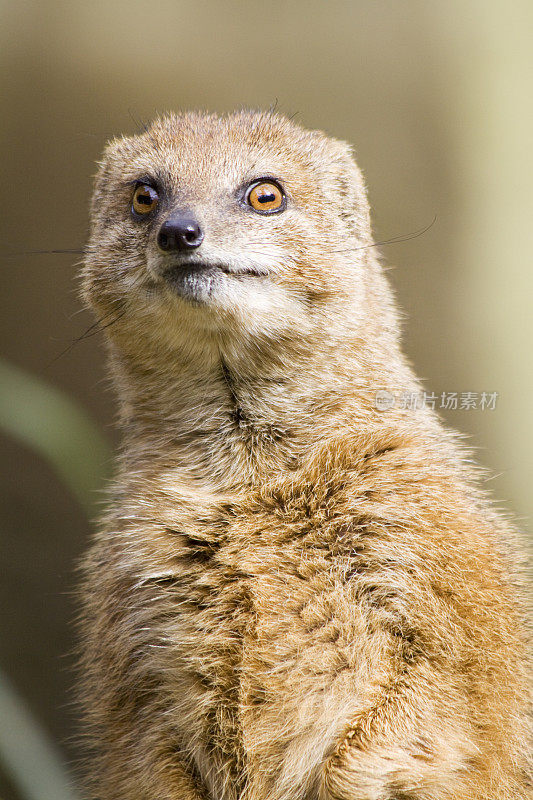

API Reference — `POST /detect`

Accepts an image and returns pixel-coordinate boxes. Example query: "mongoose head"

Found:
[82,111,400,367]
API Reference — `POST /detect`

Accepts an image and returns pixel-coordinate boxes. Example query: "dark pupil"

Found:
[258,190,276,204]
[138,190,152,205]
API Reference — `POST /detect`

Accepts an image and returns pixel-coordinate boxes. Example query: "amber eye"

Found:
[132,184,159,216]
[245,181,285,214]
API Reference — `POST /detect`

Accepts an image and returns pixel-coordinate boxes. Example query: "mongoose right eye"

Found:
[132,184,159,217]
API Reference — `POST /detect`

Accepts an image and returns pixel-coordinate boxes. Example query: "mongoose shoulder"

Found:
[80,110,532,800]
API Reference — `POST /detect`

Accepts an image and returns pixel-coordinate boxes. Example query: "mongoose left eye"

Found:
[245,181,286,214]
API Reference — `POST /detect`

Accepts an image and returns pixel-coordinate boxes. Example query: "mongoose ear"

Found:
[88,137,131,229]
[328,141,372,244]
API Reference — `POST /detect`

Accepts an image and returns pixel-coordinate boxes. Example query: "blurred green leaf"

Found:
[0,672,82,800]
[0,358,111,515]
[0,358,111,799]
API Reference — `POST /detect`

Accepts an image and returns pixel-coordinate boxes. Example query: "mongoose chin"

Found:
[79,110,532,800]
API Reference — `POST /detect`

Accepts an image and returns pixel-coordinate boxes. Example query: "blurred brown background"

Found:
[1,1,532,797]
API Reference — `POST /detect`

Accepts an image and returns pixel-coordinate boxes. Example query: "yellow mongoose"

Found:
[80,110,532,800]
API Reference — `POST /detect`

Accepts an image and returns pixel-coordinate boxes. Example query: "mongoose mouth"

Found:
[160,260,268,303]
[162,260,268,281]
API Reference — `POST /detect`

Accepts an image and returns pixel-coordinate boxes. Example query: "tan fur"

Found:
[79,110,532,800]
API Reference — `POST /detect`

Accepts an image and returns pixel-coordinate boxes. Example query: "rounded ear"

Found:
[88,136,136,233]
[327,140,373,244]
[88,140,119,229]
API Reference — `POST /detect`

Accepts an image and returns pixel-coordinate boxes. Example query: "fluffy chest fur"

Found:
[82,429,527,800]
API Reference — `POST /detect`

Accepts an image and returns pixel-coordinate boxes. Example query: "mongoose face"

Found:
[83,111,374,352]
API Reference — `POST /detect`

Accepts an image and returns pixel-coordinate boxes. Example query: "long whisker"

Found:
[46,306,126,367]
[128,107,162,154]
[128,107,150,135]
[47,271,149,367]
[331,215,437,255]
[4,249,85,258]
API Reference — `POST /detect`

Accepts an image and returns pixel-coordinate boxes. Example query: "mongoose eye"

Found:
[132,184,159,217]
[245,181,285,214]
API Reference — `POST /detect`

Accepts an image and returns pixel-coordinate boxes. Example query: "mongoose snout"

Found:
[157,214,204,252]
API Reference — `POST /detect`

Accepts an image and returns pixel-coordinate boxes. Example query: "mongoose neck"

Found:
[108,327,417,490]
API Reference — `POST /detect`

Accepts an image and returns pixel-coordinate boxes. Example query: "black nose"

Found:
[157,215,204,252]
